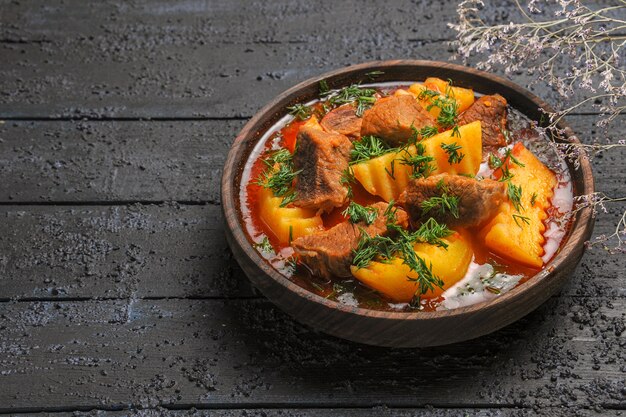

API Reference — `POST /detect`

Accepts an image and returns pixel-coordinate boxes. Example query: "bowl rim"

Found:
[221,59,595,321]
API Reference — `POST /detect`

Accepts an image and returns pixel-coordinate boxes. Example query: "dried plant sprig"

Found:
[573,192,626,253]
[450,0,626,127]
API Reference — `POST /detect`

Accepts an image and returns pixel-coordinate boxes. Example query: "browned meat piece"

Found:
[398,174,506,228]
[292,202,409,279]
[458,94,508,154]
[293,125,352,213]
[360,95,435,146]
[320,104,362,140]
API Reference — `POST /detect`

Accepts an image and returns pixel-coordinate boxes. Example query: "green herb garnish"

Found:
[287,103,312,120]
[530,192,538,207]
[400,142,435,179]
[420,181,460,219]
[256,149,301,207]
[255,236,274,254]
[441,142,465,164]
[350,135,396,164]
[342,201,378,225]
[507,182,524,212]
[512,214,531,228]
[413,218,454,248]
[321,84,377,116]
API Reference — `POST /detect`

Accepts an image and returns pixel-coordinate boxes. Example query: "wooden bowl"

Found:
[221,60,595,347]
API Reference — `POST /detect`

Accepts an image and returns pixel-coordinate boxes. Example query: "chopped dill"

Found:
[413,217,454,248]
[507,182,524,212]
[319,80,330,95]
[256,149,301,207]
[383,200,398,224]
[321,83,377,116]
[365,70,384,80]
[428,95,459,129]
[530,192,538,207]
[287,103,312,120]
[350,135,396,164]
[400,142,435,179]
[421,192,460,219]
[417,88,439,101]
[340,167,355,198]
[385,159,396,179]
[504,148,525,167]
[441,142,465,164]
[255,236,274,254]
[288,225,294,243]
[342,201,378,225]
[512,213,531,228]
[451,125,461,138]
[409,125,439,144]
[488,152,503,169]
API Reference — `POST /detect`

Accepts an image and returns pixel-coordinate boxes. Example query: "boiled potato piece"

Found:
[258,187,323,244]
[351,121,482,201]
[350,230,473,302]
[480,143,557,268]
[407,79,474,118]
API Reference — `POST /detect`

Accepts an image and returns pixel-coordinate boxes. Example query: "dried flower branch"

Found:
[449,0,626,252]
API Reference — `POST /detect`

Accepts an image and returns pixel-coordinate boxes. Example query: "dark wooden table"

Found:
[0,1,624,416]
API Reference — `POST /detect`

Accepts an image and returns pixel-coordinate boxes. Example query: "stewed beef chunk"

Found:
[360,95,435,146]
[320,104,362,140]
[458,94,508,154]
[292,202,409,279]
[398,174,506,228]
[293,125,352,213]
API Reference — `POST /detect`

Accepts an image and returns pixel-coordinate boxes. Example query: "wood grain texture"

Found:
[0,116,622,203]
[3,409,623,417]
[0,0,617,118]
[0,297,624,412]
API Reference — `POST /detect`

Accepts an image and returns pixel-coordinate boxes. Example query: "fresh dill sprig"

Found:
[352,230,396,270]
[507,182,524,212]
[441,142,465,164]
[504,149,525,167]
[352,220,450,297]
[340,167,355,198]
[256,149,301,207]
[350,135,396,164]
[488,152,503,169]
[319,80,330,95]
[255,236,274,254]
[413,218,454,248]
[321,84,377,116]
[342,201,378,225]
[400,142,435,179]
[417,88,439,101]
[421,193,460,219]
[365,70,384,81]
[428,95,459,129]
[512,213,531,228]
[409,125,439,144]
[287,103,312,120]
[383,200,397,224]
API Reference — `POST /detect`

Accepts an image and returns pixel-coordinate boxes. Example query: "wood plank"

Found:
[0,120,244,203]
[0,1,616,118]
[7,407,623,417]
[0,204,256,300]
[0,116,623,203]
[0,202,623,300]
[0,297,623,411]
